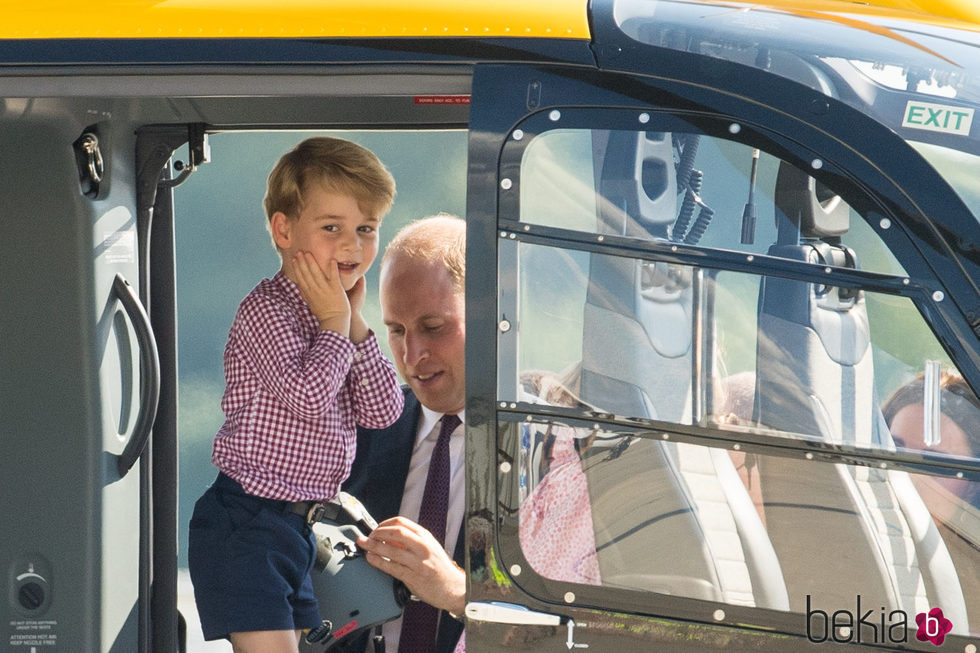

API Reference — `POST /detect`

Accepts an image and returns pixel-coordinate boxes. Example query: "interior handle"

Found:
[112,273,161,477]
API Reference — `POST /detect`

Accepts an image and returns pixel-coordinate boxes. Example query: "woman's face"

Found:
[890,403,977,503]
[890,403,973,458]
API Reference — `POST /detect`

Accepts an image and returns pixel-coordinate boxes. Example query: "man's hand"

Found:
[292,252,351,338]
[357,516,466,616]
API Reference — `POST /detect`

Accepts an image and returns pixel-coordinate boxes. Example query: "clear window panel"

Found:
[518,128,907,276]
[508,242,979,463]
[509,419,980,637]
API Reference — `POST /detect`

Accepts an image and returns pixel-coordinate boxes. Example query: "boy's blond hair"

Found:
[264,137,396,251]
[381,214,465,294]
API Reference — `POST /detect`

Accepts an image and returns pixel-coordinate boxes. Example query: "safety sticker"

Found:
[8,619,58,648]
[103,230,136,264]
[902,100,974,136]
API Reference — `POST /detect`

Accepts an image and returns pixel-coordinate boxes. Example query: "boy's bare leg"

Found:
[230,629,302,653]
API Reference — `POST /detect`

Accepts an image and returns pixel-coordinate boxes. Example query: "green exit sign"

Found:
[902,101,974,136]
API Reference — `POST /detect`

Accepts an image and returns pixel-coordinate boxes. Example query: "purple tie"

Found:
[399,413,461,653]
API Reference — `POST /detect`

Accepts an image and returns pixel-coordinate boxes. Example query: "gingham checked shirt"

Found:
[211,271,404,501]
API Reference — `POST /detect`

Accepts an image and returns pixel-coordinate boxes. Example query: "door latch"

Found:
[464,601,561,625]
[465,602,590,648]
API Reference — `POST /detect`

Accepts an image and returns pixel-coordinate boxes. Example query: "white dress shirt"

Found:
[378,408,465,652]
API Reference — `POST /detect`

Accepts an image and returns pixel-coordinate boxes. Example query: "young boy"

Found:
[188,137,405,652]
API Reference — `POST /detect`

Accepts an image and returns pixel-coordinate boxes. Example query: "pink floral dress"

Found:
[519,430,601,584]
[453,427,600,653]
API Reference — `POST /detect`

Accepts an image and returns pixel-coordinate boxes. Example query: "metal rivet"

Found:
[733,443,741,451]
[508,233,516,239]
[838,626,852,639]
[811,159,824,169]
[500,231,508,238]
[805,452,814,460]
[512,129,524,141]
[500,178,513,190]
[499,402,508,408]
[728,123,741,134]
[509,403,517,408]
[879,218,891,230]
[957,472,964,479]
[523,224,530,231]
[639,112,650,124]
[671,245,678,252]
[933,290,945,302]
[879,462,887,469]
[965,642,977,653]
[549,110,561,122]
[662,433,670,440]
[713,609,725,621]
[510,564,522,576]
[824,267,832,274]
[747,255,754,262]
[564,592,576,603]
[499,319,511,332]
[525,415,533,422]
[597,235,604,242]
[809,98,831,115]
[500,461,512,473]
[903,278,910,285]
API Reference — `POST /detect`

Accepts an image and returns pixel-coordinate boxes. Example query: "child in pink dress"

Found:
[519,425,601,585]
[454,372,600,653]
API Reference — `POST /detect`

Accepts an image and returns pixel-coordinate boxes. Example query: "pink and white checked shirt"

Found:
[211,272,403,501]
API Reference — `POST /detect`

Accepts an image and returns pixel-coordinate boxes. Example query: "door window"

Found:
[495,114,980,637]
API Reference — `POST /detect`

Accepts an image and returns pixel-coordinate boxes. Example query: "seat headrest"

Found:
[774,161,849,238]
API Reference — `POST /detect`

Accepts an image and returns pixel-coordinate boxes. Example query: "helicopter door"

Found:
[464,59,980,651]
[0,111,159,652]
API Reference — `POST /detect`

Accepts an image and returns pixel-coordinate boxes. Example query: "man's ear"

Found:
[270,212,292,250]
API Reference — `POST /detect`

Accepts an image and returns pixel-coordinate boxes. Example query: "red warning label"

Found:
[414,95,471,105]
[333,620,358,639]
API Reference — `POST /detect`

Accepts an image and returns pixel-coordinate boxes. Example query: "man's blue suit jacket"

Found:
[342,387,465,653]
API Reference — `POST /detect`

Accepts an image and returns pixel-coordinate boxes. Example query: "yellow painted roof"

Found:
[886,0,980,24]
[740,0,980,27]
[2,0,975,41]
[0,0,590,39]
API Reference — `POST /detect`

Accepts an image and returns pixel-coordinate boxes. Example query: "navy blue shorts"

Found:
[187,473,321,641]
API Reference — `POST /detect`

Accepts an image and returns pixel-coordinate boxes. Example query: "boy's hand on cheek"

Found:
[346,275,366,314]
[346,276,369,344]
[293,252,351,338]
